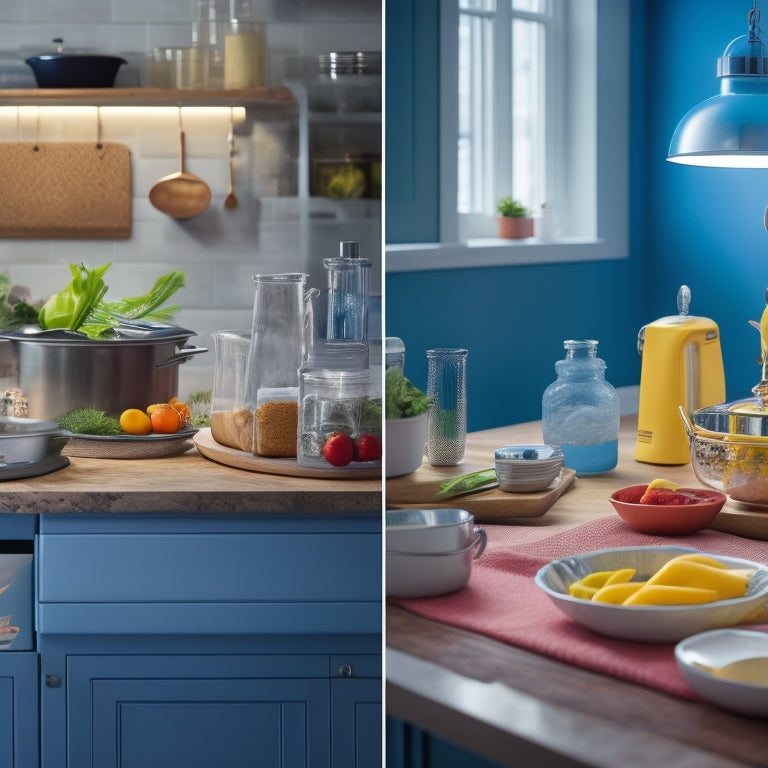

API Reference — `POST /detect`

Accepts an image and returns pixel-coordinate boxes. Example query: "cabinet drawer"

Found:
[39,532,380,602]
[38,531,381,635]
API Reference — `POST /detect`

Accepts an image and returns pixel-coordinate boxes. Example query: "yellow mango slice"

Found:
[646,558,750,601]
[604,567,636,585]
[623,584,720,606]
[591,581,645,604]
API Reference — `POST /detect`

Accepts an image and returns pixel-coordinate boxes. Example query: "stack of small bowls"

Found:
[385,508,487,598]
[494,444,564,492]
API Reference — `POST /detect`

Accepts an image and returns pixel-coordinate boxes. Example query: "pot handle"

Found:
[156,344,208,369]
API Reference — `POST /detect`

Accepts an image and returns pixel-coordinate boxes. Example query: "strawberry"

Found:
[322,432,354,467]
[354,433,382,462]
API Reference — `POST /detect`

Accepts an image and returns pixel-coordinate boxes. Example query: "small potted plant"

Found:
[385,367,429,477]
[496,197,534,239]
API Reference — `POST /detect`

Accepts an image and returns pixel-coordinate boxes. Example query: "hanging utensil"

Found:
[224,107,238,210]
[149,108,211,220]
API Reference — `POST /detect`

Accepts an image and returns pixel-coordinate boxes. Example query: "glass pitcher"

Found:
[210,329,252,452]
[245,273,317,457]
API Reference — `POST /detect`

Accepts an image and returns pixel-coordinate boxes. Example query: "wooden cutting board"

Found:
[0,142,131,238]
[386,460,577,521]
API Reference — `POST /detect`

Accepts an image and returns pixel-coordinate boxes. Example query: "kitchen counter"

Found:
[386,415,768,768]
[0,442,380,515]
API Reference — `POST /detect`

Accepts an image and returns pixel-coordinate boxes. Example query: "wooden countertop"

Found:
[0,443,381,515]
[386,416,768,768]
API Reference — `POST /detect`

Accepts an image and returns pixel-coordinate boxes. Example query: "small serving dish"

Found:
[675,628,768,716]
[386,529,486,598]
[535,546,768,643]
[494,444,563,493]
[386,508,482,554]
[609,484,726,535]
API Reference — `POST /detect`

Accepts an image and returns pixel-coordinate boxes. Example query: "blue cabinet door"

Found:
[64,654,330,768]
[332,678,382,768]
[0,653,38,768]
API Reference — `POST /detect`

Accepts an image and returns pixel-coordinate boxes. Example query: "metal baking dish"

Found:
[0,416,71,464]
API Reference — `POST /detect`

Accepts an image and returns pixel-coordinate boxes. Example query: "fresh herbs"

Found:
[30,263,185,339]
[431,468,499,501]
[54,408,122,436]
[0,274,39,328]
[385,368,429,419]
[38,263,110,333]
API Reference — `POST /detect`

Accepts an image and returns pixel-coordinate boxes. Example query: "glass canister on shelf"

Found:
[297,367,381,470]
[224,0,267,88]
[323,240,372,343]
[245,273,316,458]
[541,339,620,475]
[425,348,468,466]
[210,330,252,451]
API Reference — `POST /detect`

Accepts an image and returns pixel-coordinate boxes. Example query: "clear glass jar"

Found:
[426,348,468,466]
[224,1,267,88]
[541,339,619,475]
[297,369,381,470]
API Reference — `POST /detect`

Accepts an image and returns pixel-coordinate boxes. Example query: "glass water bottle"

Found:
[541,339,619,475]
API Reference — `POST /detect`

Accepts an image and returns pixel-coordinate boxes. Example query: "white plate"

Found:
[535,546,768,643]
[676,628,768,716]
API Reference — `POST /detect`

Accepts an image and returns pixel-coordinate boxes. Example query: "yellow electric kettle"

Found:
[635,285,726,465]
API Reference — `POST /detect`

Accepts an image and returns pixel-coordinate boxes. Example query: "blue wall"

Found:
[385,0,768,433]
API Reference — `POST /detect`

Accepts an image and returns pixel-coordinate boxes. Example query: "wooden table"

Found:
[386,416,768,768]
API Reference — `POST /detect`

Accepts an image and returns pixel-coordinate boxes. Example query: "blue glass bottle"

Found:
[542,340,619,475]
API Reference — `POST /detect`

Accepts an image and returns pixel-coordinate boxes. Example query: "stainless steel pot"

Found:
[0,326,207,420]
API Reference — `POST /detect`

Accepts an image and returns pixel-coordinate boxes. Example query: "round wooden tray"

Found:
[193,428,381,479]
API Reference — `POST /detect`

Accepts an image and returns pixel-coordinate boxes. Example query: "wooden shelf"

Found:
[0,86,296,107]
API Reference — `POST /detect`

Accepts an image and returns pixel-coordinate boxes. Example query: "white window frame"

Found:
[385,0,629,273]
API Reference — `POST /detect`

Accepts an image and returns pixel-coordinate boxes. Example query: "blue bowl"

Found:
[26,54,126,88]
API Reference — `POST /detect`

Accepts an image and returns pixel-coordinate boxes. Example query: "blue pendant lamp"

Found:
[668,2,768,167]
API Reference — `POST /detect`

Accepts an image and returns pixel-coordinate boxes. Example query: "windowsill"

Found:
[385,235,628,273]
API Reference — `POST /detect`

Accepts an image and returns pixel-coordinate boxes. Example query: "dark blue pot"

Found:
[25,55,127,88]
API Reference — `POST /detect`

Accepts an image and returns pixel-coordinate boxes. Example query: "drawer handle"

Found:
[45,674,62,688]
[337,663,353,678]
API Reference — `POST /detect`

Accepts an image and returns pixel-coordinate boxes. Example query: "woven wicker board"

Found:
[0,142,131,238]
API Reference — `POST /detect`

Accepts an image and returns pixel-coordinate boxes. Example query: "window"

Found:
[458,0,556,238]
[385,0,629,272]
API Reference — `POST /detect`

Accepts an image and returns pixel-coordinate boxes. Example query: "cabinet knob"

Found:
[45,674,62,688]
[337,663,353,678]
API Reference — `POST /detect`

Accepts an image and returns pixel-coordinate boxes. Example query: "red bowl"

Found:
[609,484,727,535]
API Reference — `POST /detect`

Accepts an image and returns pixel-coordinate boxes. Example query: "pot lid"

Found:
[0,322,196,344]
[692,398,768,437]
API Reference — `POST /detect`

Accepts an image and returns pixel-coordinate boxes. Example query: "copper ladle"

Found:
[149,109,212,220]
[224,108,238,210]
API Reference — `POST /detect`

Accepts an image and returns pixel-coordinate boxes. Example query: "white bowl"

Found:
[386,508,479,553]
[676,629,768,716]
[385,413,427,477]
[494,444,563,492]
[535,546,768,643]
[386,530,486,598]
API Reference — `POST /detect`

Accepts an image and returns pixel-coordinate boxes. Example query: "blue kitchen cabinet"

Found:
[36,512,382,768]
[0,653,38,768]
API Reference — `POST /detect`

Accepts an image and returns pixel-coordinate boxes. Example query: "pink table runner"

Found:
[388,516,768,701]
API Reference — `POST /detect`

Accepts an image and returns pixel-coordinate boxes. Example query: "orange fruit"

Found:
[149,404,181,434]
[120,408,152,435]
[169,398,191,427]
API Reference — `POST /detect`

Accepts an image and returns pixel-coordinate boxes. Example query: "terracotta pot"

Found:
[497,216,534,239]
